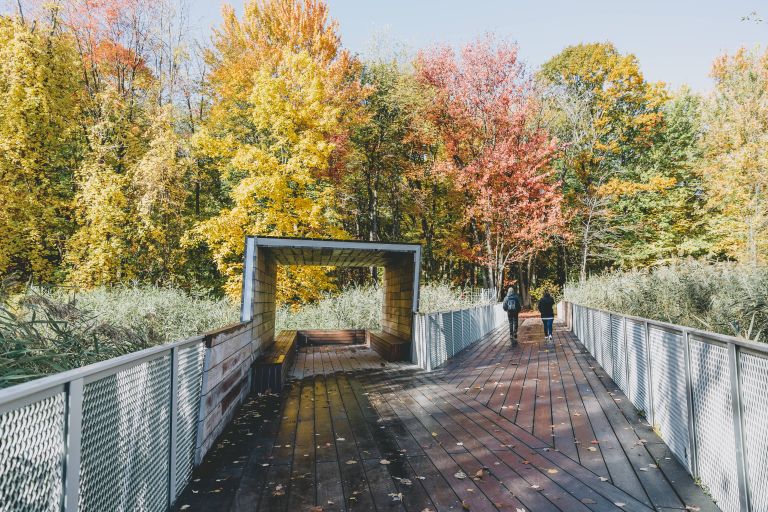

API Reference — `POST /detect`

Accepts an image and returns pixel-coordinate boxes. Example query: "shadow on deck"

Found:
[175,323,718,511]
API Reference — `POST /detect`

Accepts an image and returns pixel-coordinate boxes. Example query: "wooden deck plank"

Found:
[179,323,717,512]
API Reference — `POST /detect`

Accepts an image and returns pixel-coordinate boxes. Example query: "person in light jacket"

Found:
[538,290,555,340]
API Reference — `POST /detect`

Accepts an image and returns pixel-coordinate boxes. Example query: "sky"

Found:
[188,1,768,93]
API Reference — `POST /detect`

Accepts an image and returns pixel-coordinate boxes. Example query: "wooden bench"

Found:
[252,330,298,393]
[298,329,366,346]
[369,331,411,361]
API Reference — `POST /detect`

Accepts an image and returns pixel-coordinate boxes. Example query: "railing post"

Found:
[169,346,180,506]
[425,315,433,372]
[63,378,84,512]
[643,320,656,428]
[623,315,630,400]
[727,343,751,512]
[681,330,699,477]
[608,313,613,375]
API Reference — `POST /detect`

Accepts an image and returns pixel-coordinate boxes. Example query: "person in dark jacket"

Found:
[502,287,522,344]
[538,290,555,340]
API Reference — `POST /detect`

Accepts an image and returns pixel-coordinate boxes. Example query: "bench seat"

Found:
[369,331,410,362]
[252,330,298,392]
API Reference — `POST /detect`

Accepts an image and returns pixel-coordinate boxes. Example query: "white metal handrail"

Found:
[412,302,507,371]
[0,334,206,511]
[567,301,767,512]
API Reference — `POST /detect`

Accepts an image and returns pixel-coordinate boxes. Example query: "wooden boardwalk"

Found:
[176,323,718,512]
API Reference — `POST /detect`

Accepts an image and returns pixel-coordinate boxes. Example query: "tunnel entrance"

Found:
[240,237,421,362]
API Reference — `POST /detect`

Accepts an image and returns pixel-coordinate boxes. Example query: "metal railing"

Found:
[568,302,768,512]
[413,303,507,371]
[0,335,206,511]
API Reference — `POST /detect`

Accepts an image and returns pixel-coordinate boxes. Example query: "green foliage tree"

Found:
[599,89,711,266]
[538,42,667,280]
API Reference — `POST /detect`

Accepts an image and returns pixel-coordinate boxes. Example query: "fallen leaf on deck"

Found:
[462,500,471,510]
[590,440,600,444]
[615,503,626,507]
[639,467,648,472]
[388,492,403,502]
[380,459,391,465]
[310,507,323,512]
[345,460,357,465]
[272,484,285,497]
[587,447,598,452]
[531,484,541,490]
[599,477,608,482]
[456,442,464,446]
[581,498,596,504]
[454,471,468,479]
[474,469,485,479]
[180,506,190,510]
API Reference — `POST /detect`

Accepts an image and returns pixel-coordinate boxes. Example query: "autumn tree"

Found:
[0,16,82,282]
[60,0,203,287]
[538,42,666,280]
[701,48,768,264]
[196,0,364,301]
[418,36,563,298]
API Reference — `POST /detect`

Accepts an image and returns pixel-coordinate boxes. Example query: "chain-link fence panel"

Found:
[79,355,172,511]
[689,337,740,512]
[740,351,768,512]
[175,344,206,496]
[0,393,66,512]
[610,315,627,391]
[625,319,651,416]
[648,325,690,470]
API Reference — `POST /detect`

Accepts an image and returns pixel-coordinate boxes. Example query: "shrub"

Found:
[564,261,768,342]
[276,282,496,331]
[0,285,239,387]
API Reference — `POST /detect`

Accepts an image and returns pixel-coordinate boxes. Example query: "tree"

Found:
[62,0,205,287]
[0,16,82,282]
[701,48,768,264]
[598,89,710,267]
[131,105,193,282]
[418,36,563,298]
[538,42,666,280]
[196,0,364,301]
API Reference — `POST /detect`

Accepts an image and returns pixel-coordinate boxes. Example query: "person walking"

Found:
[502,287,522,344]
[538,290,555,340]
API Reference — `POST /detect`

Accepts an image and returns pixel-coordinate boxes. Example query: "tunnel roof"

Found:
[249,236,421,267]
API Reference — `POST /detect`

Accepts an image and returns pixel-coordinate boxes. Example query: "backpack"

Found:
[503,295,520,313]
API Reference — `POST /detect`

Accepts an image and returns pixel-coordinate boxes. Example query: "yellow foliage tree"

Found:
[702,48,768,264]
[131,105,193,282]
[66,92,142,287]
[0,17,81,282]
[197,0,363,302]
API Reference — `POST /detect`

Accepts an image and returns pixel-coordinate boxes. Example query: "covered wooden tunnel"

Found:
[240,237,421,361]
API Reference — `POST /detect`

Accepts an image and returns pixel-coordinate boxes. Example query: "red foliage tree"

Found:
[418,36,564,295]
